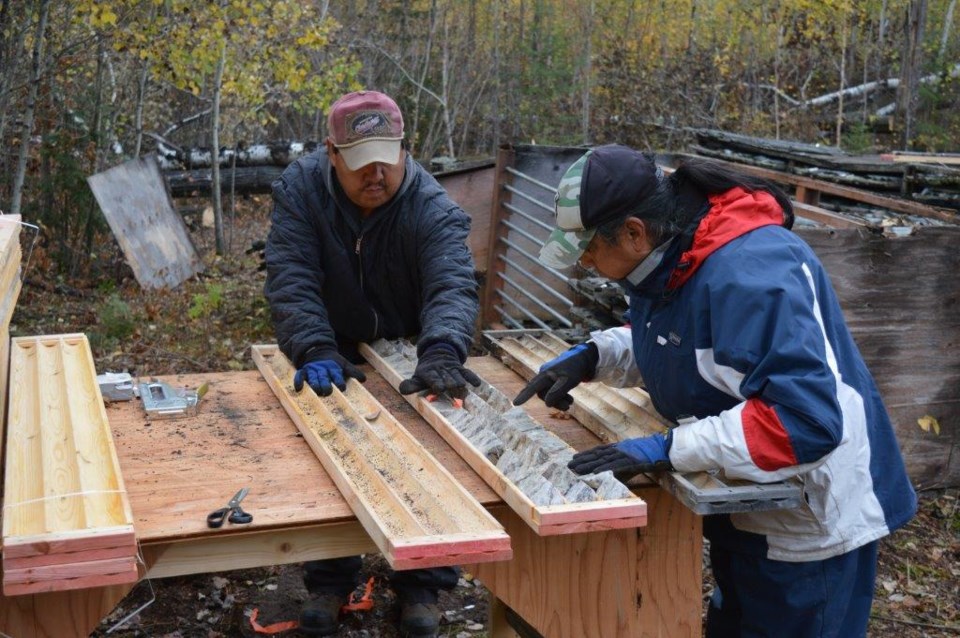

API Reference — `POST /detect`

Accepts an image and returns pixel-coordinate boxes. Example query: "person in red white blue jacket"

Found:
[514,144,917,637]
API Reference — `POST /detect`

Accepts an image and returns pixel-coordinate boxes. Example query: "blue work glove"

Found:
[293,349,367,397]
[398,342,481,399]
[568,432,674,478]
[512,342,599,411]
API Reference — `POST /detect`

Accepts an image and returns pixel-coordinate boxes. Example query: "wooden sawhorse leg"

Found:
[473,487,702,638]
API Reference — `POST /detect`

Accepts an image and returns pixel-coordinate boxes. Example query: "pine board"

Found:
[251,345,511,569]
[2,334,137,594]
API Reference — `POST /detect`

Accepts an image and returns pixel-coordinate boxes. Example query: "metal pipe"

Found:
[501,218,546,247]
[501,204,553,234]
[495,290,551,330]
[497,271,573,327]
[505,166,557,194]
[503,184,554,215]
[500,236,571,284]
[493,305,525,329]
[497,253,574,307]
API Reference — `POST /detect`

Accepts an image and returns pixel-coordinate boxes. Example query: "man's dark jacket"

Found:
[264,148,478,367]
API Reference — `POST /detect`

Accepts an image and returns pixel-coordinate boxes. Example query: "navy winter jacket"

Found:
[264,149,478,367]
[590,187,917,561]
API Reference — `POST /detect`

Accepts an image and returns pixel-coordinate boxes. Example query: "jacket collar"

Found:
[621,187,788,297]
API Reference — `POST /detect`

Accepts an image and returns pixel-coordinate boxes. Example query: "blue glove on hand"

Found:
[293,350,367,397]
[567,432,674,478]
[512,342,599,411]
[398,342,481,399]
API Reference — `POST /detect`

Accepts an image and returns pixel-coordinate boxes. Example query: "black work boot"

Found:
[399,601,441,637]
[299,592,344,637]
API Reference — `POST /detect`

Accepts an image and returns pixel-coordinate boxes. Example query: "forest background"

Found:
[2,0,960,279]
[1,2,959,635]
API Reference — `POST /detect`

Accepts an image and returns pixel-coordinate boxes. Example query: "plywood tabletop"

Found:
[106,356,603,544]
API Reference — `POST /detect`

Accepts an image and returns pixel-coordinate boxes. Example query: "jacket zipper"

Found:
[355,234,364,290]
[354,233,379,337]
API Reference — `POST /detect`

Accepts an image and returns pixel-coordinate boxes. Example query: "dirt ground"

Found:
[10,197,959,637]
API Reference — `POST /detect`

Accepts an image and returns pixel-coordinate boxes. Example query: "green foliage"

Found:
[99,293,135,341]
[188,282,224,320]
[841,122,875,154]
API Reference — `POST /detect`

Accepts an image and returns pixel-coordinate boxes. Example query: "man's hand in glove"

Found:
[512,342,599,411]
[293,349,367,397]
[568,432,674,478]
[398,342,481,399]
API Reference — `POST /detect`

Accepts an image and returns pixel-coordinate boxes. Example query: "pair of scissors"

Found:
[207,487,254,528]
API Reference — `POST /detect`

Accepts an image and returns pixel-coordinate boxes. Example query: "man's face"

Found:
[327,140,405,215]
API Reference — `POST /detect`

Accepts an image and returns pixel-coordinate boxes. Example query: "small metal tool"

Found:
[96,372,136,402]
[138,378,208,418]
[206,487,254,528]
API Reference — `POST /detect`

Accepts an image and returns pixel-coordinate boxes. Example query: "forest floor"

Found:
[9,197,959,637]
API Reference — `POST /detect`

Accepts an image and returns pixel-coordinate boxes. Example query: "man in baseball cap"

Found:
[266,89,479,636]
[539,145,665,270]
[327,90,405,171]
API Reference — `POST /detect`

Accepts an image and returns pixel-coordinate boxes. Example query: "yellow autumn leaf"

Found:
[917,415,940,435]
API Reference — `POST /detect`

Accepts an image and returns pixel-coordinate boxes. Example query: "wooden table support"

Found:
[0,358,701,638]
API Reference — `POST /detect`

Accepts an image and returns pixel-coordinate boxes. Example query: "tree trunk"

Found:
[939,0,957,64]
[10,0,49,217]
[898,0,928,149]
[211,43,226,255]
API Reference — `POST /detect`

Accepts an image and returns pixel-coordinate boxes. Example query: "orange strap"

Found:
[342,576,376,612]
[426,394,464,409]
[249,608,298,634]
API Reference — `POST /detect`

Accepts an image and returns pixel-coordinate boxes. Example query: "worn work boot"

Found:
[399,601,441,637]
[299,592,344,636]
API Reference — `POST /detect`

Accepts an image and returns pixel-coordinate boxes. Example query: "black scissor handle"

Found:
[207,507,229,528]
[229,507,253,525]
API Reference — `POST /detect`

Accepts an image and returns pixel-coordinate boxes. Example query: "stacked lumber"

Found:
[2,334,138,595]
[360,340,648,536]
[0,216,22,444]
[251,345,512,569]
[686,128,960,218]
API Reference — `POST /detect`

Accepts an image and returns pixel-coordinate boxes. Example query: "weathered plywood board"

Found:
[435,163,496,273]
[251,345,511,569]
[87,155,203,289]
[797,227,960,490]
[2,334,137,594]
[360,340,647,536]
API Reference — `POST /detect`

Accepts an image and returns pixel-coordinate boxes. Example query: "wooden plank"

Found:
[251,345,511,569]
[3,334,137,593]
[470,489,702,638]
[360,341,647,536]
[86,155,204,289]
[102,370,498,543]
[2,562,139,596]
[681,152,960,223]
[436,164,496,273]
[887,151,960,165]
[797,227,960,489]
[2,527,136,560]
[791,201,866,229]
[481,146,516,326]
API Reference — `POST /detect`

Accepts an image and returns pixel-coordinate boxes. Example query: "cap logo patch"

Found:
[346,111,392,141]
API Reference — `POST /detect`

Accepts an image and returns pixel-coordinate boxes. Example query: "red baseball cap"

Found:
[327,91,404,170]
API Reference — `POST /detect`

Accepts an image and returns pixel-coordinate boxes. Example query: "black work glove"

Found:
[293,348,367,397]
[398,342,481,399]
[512,342,599,411]
[568,432,674,478]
